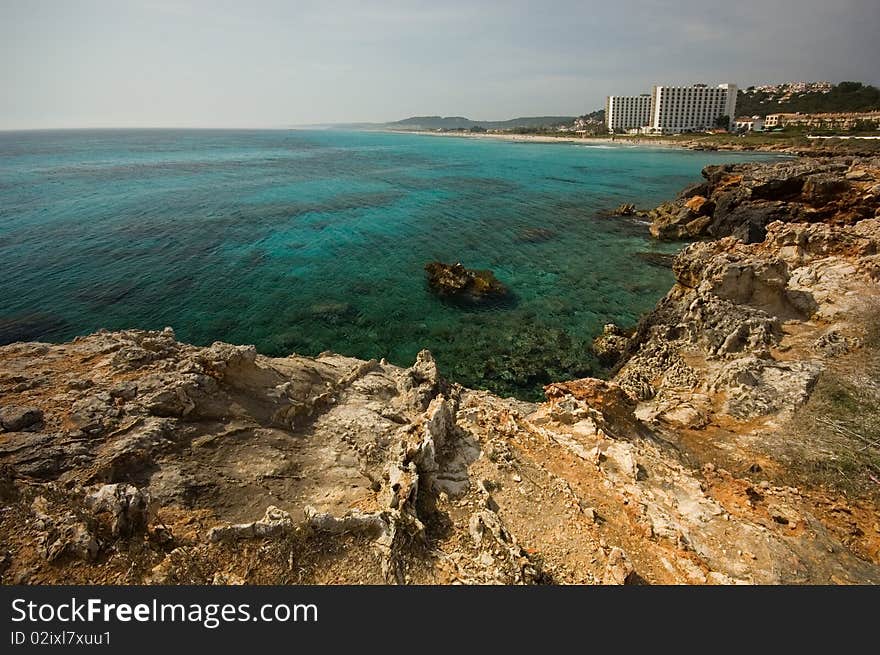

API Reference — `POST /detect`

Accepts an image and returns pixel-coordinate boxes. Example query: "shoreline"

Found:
[379,128,880,156]
[381,128,686,148]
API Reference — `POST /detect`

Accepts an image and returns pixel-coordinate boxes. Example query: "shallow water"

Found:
[0,129,774,399]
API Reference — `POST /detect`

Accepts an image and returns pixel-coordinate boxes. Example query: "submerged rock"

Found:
[635,251,676,268]
[516,227,556,243]
[424,261,508,301]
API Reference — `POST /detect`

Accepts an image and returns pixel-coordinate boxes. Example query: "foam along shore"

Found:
[383,128,880,155]
[383,128,684,147]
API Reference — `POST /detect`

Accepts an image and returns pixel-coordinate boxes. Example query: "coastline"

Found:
[381,128,880,156]
[382,128,684,148]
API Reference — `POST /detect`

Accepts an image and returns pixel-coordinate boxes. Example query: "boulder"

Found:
[602,547,635,584]
[0,406,43,432]
[85,483,155,537]
[424,261,508,301]
[648,202,693,240]
[684,195,714,217]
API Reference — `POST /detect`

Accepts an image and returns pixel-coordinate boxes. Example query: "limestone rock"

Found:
[85,483,155,537]
[592,324,629,366]
[424,261,508,301]
[602,547,635,584]
[207,506,294,543]
[0,406,43,432]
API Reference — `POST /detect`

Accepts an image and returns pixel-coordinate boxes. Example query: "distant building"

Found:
[645,83,738,134]
[733,115,765,132]
[763,113,783,129]
[605,94,652,131]
[604,82,738,135]
[749,81,832,100]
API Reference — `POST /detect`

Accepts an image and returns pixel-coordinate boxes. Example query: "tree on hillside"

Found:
[737,81,880,116]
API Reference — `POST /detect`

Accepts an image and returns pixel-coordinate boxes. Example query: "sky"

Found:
[1,0,879,129]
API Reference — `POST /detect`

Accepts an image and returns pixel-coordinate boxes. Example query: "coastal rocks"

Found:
[0,317,879,584]
[0,406,43,432]
[207,506,294,543]
[673,238,817,322]
[424,261,508,302]
[647,201,712,241]
[614,204,880,546]
[602,547,635,585]
[591,324,630,366]
[31,496,99,563]
[84,483,154,538]
[612,203,638,216]
[685,195,714,217]
[711,356,822,419]
[678,181,709,199]
[639,156,880,242]
[802,174,851,204]
[616,340,700,401]
[544,377,638,436]
[708,200,795,244]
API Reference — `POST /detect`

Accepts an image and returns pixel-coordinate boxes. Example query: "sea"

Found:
[0,129,773,399]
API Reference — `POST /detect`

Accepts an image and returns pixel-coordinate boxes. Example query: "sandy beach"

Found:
[383,129,686,148]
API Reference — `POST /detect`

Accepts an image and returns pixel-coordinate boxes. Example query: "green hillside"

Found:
[738,81,880,117]
[388,115,576,130]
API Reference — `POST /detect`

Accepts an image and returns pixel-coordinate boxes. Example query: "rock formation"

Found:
[424,261,508,302]
[645,156,880,243]
[591,324,630,366]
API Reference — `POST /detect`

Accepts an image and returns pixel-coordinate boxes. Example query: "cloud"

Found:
[1,0,878,127]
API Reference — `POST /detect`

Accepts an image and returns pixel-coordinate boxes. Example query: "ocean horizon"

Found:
[0,128,776,399]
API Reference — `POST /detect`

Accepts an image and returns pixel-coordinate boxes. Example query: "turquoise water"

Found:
[0,129,771,399]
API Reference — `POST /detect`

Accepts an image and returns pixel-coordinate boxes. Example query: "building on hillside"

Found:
[605,94,652,132]
[763,113,785,128]
[733,116,765,132]
[644,83,738,134]
[750,81,832,99]
[764,111,880,130]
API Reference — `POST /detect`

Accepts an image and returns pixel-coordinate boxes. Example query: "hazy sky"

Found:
[2,0,879,129]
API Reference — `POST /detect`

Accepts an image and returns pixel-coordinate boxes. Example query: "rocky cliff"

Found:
[2,158,879,585]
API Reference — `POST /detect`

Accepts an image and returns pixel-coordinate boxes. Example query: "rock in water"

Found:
[424,261,508,302]
[612,203,637,216]
[516,227,556,243]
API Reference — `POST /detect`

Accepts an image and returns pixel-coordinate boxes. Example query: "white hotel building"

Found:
[604,94,652,131]
[606,83,738,134]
